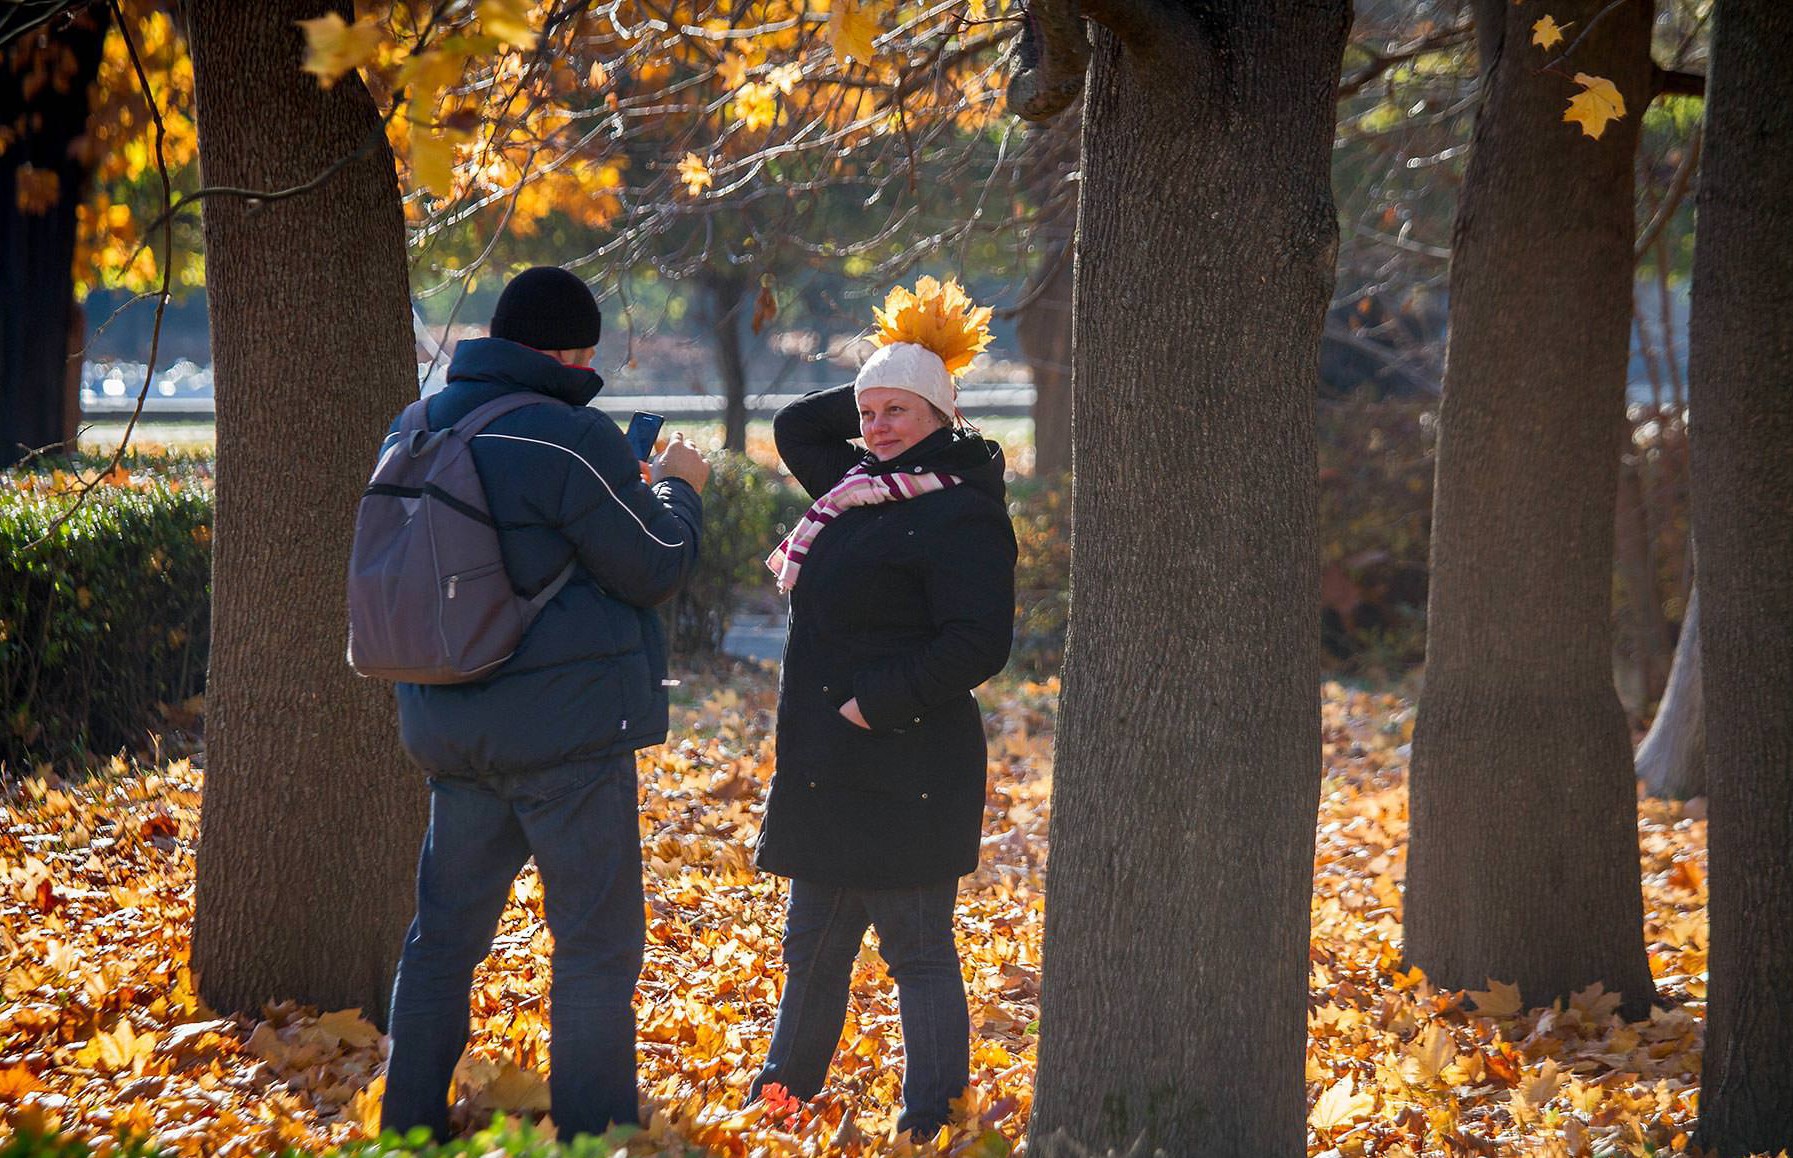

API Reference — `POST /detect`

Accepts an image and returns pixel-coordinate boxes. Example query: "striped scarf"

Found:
[767,461,962,592]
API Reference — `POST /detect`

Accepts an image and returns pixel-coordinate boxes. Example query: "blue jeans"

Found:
[749,878,969,1136]
[382,755,643,1142]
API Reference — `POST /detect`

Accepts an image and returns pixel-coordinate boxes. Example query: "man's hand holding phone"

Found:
[652,433,711,492]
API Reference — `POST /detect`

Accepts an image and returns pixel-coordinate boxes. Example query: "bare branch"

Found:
[1338,25,1474,99]
[1635,124,1701,257]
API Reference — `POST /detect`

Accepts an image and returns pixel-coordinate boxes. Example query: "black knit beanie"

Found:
[489,266,602,350]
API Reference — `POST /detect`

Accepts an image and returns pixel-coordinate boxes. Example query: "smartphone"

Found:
[625,411,665,462]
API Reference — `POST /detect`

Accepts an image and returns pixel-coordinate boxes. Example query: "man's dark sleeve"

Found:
[552,414,702,608]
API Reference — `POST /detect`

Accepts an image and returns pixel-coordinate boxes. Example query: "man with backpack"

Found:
[358,266,708,1142]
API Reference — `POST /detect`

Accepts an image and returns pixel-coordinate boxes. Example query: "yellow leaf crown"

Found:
[870,276,993,377]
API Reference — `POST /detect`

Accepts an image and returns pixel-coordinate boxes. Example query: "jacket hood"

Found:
[867,425,1007,502]
[445,336,605,408]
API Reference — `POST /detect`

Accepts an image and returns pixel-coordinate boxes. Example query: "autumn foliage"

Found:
[2,669,1713,1155]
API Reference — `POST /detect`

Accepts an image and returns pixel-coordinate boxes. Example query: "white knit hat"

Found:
[853,341,956,418]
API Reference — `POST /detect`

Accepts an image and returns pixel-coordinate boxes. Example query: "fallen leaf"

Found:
[1399,1022,1457,1084]
[1467,978,1523,1017]
[1310,1074,1376,1130]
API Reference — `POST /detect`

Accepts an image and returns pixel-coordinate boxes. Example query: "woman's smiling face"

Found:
[858,387,947,460]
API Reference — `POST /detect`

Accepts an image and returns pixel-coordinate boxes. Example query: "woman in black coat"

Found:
[749,325,1017,1137]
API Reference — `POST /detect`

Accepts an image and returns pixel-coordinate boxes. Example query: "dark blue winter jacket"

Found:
[388,337,702,777]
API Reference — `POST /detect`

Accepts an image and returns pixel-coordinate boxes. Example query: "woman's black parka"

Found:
[754,384,1018,890]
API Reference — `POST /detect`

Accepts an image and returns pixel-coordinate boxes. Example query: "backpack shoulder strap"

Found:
[396,397,432,436]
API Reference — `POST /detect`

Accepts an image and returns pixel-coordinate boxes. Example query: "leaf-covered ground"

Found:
[1,670,1710,1156]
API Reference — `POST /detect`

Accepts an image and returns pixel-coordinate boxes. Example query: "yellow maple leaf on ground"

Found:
[74,1018,156,1074]
[1564,72,1626,139]
[296,13,384,90]
[1467,977,1524,1017]
[313,1007,382,1050]
[1310,1074,1377,1130]
[830,0,880,65]
[349,1074,385,1139]
[1399,1022,1458,1084]
[1532,14,1570,49]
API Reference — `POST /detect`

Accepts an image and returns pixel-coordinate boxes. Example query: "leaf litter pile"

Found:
[2,670,1711,1155]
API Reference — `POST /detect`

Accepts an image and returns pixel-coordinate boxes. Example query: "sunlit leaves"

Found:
[872,276,994,374]
[1563,71,1626,138]
[1310,1075,1377,1130]
[2,670,1714,1155]
[731,80,782,133]
[1467,977,1524,1017]
[296,12,383,89]
[410,129,467,198]
[475,0,539,50]
[678,152,713,196]
[829,0,881,65]
[1531,14,1569,50]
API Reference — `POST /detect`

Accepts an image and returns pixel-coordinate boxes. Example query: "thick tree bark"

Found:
[186,1,424,1023]
[1406,0,1657,1016]
[1028,5,1348,1154]
[699,267,750,453]
[1636,582,1703,800]
[1687,3,1793,1151]
[0,12,108,467]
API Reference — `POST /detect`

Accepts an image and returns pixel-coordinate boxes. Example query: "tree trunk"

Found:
[0,11,108,468]
[186,0,424,1024]
[1687,3,1793,1150]
[1016,111,1079,478]
[700,267,750,453]
[1636,582,1703,800]
[1017,232,1073,477]
[1028,7,1347,1154]
[1406,0,1657,1016]
[1615,454,1670,717]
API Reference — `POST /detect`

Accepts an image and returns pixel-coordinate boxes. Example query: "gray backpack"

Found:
[346,393,575,684]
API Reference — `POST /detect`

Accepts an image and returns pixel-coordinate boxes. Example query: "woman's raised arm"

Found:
[773,384,866,500]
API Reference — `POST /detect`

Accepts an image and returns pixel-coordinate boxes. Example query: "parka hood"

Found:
[444,336,605,408]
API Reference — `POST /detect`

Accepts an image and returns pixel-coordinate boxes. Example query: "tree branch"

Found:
[1005,0,1089,123]
[1652,65,1706,99]
[1635,124,1701,258]
[1338,25,1474,99]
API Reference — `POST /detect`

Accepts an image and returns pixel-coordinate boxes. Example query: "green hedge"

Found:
[1,464,212,773]
[661,454,807,656]
[1008,475,1071,678]
[0,453,809,770]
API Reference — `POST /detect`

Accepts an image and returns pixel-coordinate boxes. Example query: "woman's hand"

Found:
[839,698,871,730]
